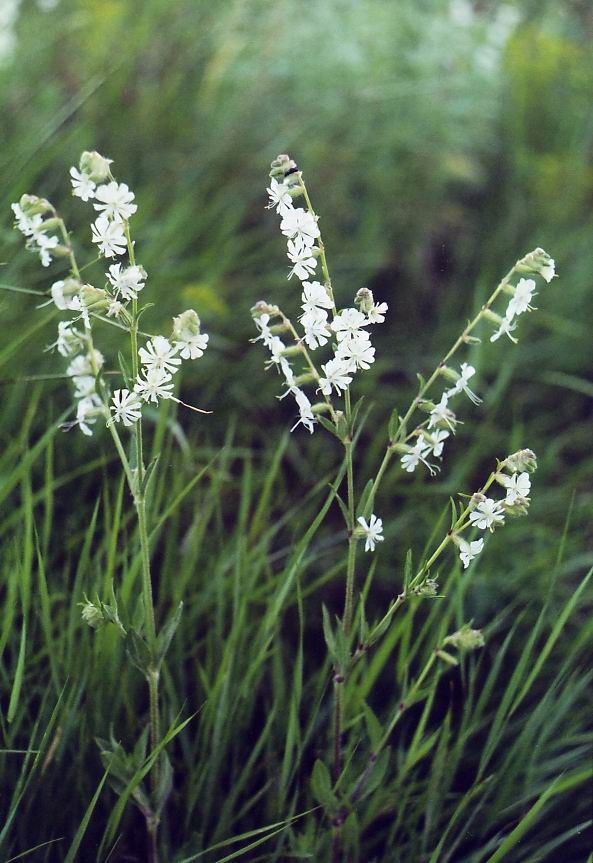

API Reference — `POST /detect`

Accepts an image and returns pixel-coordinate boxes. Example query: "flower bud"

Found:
[354,287,374,314]
[462,334,482,345]
[80,284,111,312]
[444,624,485,651]
[79,596,105,629]
[269,154,298,178]
[516,248,556,283]
[413,577,438,597]
[251,300,281,318]
[501,449,537,474]
[311,402,332,414]
[19,194,53,216]
[438,364,459,385]
[172,308,201,341]
[79,150,113,182]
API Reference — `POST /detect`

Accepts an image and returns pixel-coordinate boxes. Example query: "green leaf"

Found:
[449,497,458,530]
[363,703,382,751]
[154,751,173,816]
[141,455,160,498]
[117,350,132,389]
[317,415,342,440]
[310,759,337,813]
[8,619,26,724]
[355,479,374,520]
[63,767,110,863]
[387,407,399,442]
[403,548,413,592]
[155,602,183,667]
[126,627,153,675]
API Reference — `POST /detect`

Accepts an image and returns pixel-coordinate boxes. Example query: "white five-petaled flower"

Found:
[458,537,484,569]
[110,389,142,426]
[469,497,505,531]
[300,280,333,314]
[70,167,96,201]
[106,263,146,300]
[428,393,458,432]
[291,387,316,434]
[67,350,104,378]
[76,397,101,437]
[366,301,388,324]
[445,363,482,405]
[357,514,384,553]
[175,331,209,360]
[36,232,59,267]
[331,308,368,341]
[424,429,450,457]
[280,208,320,248]
[138,336,181,375]
[252,313,274,349]
[135,367,174,403]
[91,215,127,258]
[317,357,353,396]
[336,330,375,370]
[507,278,537,318]
[287,239,318,280]
[490,316,518,344]
[301,308,331,350]
[266,178,294,215]
[400,437,435,474]
[11,203,43,237]
[503,471,531,506]
[540,259,555,283]
[51,279,81,311]
[93,181,137,221]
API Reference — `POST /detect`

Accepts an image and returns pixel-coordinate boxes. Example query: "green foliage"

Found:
[0,1,592,861]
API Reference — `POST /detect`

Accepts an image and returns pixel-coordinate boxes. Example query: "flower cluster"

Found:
[11,194,67,267]
[254,155,389,435]
[12,151,210,435]
[395,247,555,478]
[451,448,537,569]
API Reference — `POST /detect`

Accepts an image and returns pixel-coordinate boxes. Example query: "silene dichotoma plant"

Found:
[251,153,555,859]
[11,151,212,862]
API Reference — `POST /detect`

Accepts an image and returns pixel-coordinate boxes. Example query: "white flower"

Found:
[67,350,104,378]
[458,537,484,569]
[366,302,388,324]
[503,471,531,506]
[336,331,375,370]
[55,321,84,357]
[93,182,137,221]
[540,259,555,283]
[357,514,384,553]
[51,279,81,311]
[36,232,59,267]
[12,203,43,237]
[317,357,353,395]
[138,336,181,375]
[175,331,209,360]
[76,397,100,436]
[428,393,458,432]
[490,316,518,344]
[331,308,368,341]
[400,437,435,474]
[135,367,174,403]
[291,387,316,434]
[424,429,450,457]
[469,497,505,531]
[507,278,537,318]
[107,299,123,317]
[301,308,331,350]
[280,208,320,248]
[300,280,333,314]
[70,167,96,202]
[266,178,294,215]
[106,263,146,299]
[445,363,481,405]
[252,313,275,349]
[72,376,97,400]
[287,239,318,280]
[266,336,286,364]
[110,389,142,426]
[91,215,127,258]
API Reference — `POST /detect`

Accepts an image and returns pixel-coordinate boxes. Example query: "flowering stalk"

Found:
[12,151,213,863]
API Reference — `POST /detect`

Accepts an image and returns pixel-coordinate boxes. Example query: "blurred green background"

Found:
[0,0,592,860]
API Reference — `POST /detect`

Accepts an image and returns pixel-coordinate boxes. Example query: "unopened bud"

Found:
[354,287,374,314]
[80,284,110,312]
[444,624,485,652]
[172,308,201,341]
[79,595,105,629]
[19,194,53,216]
[501,449,537,474]
[516,248,556,283]
[79,151,113,182]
